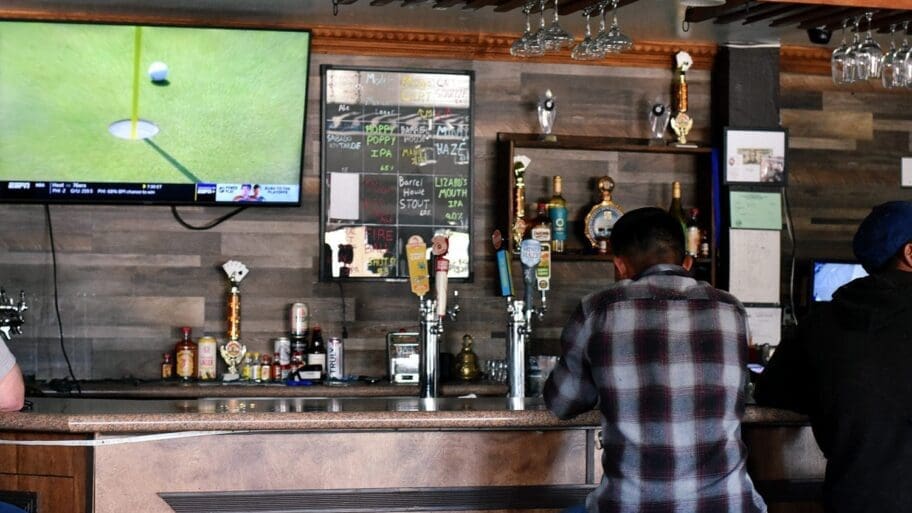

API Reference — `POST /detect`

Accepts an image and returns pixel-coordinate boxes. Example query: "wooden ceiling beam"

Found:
[741,4,802,25]
[794,7,864,28]
[685,0,753,24]
[463,0,503,9]
[869,11,912,32]
[714,3,783,24]
[768,6,832,26]
[493,0,535,13]
[432,0,466,8]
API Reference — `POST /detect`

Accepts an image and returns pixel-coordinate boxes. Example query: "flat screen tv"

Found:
[0,20,310,206]
[811,260,868,302]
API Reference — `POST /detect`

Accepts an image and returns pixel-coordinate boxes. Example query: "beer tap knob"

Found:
[17,291,27,314]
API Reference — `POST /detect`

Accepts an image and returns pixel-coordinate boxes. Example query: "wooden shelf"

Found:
[496,132,719,286]
[497,133,712,154]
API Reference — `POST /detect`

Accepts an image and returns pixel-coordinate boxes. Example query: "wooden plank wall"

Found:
[780,73,912,308]
[4,45,910,381]
[0,53,711,380]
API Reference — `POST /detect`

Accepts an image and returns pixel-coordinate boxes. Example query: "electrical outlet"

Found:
[903,157,912,188]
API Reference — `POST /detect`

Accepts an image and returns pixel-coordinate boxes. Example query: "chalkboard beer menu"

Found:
[320,66,473,280]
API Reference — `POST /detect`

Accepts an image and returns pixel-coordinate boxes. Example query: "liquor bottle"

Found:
[161,353,173,380]
[174,327,197,381]
[259,354,272,383]
[547,176,568,253]
[668,181,686,236]
[584,176,623,253]
[530,202,552,243]
[308,325,327,379]
[686,208,701,257]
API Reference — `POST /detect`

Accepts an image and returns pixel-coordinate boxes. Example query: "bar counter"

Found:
[30,379,509,399]
[1,396,808,433]
[0,397,821,513]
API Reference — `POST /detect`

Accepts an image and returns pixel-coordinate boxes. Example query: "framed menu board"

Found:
[320,66,474,281]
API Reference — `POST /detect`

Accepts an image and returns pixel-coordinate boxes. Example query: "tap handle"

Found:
[519,240,541,314]
[17,291,27,314]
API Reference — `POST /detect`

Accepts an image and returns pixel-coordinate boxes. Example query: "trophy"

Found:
[648,103,671,142]
[219,260,249,381]
[512,155,531,252]
[670,51,695,147]
[537,89,557,142]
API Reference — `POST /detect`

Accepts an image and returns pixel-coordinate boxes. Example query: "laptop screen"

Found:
[811,261,868,302]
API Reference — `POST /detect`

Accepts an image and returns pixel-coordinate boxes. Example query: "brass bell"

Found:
[455,334,479,381]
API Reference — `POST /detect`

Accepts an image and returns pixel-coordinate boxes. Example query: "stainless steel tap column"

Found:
[507,298,528,399]
[418,298,441,399]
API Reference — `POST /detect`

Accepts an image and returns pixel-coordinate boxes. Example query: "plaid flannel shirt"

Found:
[544,264,766,513]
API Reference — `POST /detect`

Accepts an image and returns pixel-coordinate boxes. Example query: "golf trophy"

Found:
[219,260,249,382]
[670,51,695,147]
[537,89,557,142]
[648,103,671,143]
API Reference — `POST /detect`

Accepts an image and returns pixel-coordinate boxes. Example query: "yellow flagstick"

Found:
[130,26,142,140]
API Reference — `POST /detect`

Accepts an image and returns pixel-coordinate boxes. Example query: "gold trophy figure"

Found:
[670,51,695,147]
[512,155,531,252]
[220,260,249,381]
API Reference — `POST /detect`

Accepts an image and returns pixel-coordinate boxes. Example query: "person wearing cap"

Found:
[755,200,912,513]
[545,207,766,513]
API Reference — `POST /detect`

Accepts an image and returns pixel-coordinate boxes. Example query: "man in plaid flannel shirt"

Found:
[544,207,766,513]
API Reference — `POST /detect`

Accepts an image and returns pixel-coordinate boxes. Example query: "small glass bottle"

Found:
[668,181,686,237]
[259,354,272,384]
[308,325,327,380]
[530,202,552,244]
[686,208,701,257]
[241,353,254,382]
[161,353,173,380]
[174,327,197,381]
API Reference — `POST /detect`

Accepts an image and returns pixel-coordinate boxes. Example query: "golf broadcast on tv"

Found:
[0,21,310,205]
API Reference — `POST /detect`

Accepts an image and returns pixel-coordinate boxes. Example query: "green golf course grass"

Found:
[0,22,309,184]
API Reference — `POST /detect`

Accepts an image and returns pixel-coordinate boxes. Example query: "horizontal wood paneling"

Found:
[780,72,912,266]
[1,51,712,380]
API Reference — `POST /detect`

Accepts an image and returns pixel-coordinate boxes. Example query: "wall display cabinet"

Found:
[496,133,718,286]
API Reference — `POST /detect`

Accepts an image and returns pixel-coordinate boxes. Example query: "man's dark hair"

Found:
[609,207,685,275]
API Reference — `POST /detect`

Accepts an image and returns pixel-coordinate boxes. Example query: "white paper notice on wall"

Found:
[902,157,912,187]
[729,229,780,304]
[328,172,360,220]
[745,307,782,347]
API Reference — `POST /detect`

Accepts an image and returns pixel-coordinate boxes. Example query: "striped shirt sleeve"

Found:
[544,301,599,419]
[0,340,16,379]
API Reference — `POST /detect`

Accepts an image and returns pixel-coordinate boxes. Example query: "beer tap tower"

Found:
[407,235,459,400]
[495,233,549,401]
[0,288,28,342]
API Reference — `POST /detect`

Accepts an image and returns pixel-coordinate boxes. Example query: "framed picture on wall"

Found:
[723,128,788,186]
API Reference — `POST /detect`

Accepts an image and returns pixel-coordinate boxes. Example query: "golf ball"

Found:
[148,61,168,82]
